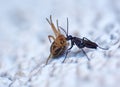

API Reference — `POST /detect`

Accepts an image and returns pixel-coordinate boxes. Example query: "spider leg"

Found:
[48,35,55,43]
[46,15,60,37]
[81,48,90,61]
[56,19,61,34]
[46,54,52,65]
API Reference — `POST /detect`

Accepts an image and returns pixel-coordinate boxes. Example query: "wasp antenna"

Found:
[59,26,68,36]
[98,46,109,50]
[67,17,69,36]
[81,49,90,61]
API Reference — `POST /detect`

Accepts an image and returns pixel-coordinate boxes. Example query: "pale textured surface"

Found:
[0,0,120,87]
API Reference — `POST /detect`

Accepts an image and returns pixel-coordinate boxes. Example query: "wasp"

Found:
[59,18,108,62]
[46,15,68,64]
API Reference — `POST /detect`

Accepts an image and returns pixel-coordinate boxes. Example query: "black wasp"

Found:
[59,18,108,62]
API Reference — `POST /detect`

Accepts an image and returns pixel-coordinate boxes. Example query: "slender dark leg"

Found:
[68,40,74,50]
[81,49,90,61]
[62,50,70,63]
[46,54,52,65]
[62,40,74,63]
[98,46,109,50]
[83,37,90,41]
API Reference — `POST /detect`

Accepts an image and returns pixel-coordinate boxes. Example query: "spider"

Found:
[46,15,68,64]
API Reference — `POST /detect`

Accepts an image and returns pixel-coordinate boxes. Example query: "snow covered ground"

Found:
[0,0,120,87]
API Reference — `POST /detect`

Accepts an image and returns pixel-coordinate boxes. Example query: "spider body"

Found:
[46,16,68,64]
[50,35,67,57]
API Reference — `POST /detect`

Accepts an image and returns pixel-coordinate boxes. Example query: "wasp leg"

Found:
[46,54,52,65]
[83,37,91,41]
[81,49,90,61]
[48,35,55,43]
[62,40,74,63]
[68,40,74,50]
[62,50,70,63]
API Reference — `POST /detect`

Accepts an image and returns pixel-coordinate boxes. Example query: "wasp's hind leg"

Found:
[62,49,70,63]
[98,46,109,50]
[81,49,90,61]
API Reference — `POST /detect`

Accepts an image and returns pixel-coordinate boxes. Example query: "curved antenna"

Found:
[59,26,68,36]
[59,17,69,37]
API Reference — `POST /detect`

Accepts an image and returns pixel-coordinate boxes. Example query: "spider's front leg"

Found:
[46,15,60,37]
[48,35,55,43]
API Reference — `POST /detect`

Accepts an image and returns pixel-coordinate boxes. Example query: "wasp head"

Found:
[66,35,73,40]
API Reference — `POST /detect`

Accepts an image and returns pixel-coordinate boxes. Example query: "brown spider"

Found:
[46,15,68,64]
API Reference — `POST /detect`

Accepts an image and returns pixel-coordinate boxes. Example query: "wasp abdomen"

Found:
[84,40,98,49]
